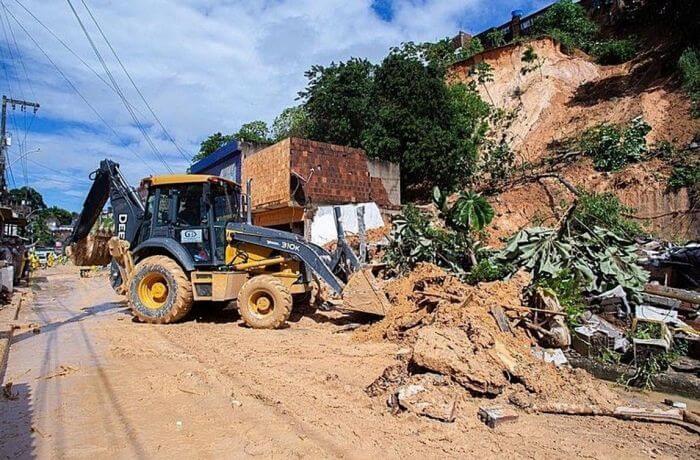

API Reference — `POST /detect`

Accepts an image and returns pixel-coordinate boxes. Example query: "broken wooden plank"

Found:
[645,284,700,305]
[642,293,682,309]
[490,306,511,333]
[501,305,567,316]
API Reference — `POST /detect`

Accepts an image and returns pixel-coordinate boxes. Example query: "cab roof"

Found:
[141,174,240,188]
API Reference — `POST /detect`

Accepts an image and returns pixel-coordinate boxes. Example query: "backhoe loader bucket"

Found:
[66,232,113,267]
[341,268,391,316]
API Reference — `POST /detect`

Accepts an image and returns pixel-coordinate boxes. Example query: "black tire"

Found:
[128,255,193,324]
[237,275,292,329]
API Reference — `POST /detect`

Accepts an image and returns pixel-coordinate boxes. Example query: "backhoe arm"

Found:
[67,159,144,268]
[69,159,144,246]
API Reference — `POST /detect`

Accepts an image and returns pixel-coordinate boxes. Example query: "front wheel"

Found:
[128,255,193,324]
[237,275,292,329]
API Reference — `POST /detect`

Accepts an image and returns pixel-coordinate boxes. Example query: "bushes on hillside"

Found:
[531,0,598,52]
[531,0,638,65]
[679,48,700,118]
[574,192,644,239]
[384,188,495,277]
[579,117,651,171]
[590,39,637,65]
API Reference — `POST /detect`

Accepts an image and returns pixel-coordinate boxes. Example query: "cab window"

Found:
[156,192,170,226]
[212,182,236,223]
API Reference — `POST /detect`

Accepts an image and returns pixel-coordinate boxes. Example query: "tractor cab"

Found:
[138,175,243,267]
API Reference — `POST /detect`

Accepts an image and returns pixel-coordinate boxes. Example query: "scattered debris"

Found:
[363,264,621,417]
[663,399,688,410]
[177,387,203,396]
[39,364,78,380]
[593,286,630,315]
[572,313,628,356]
[391,374,458,422]
[2,381,18,400]
[532,347,568,367]
[478,406,519,428]
[9,321,40,333]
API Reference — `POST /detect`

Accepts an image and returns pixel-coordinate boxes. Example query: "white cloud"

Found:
[2,0,492,210]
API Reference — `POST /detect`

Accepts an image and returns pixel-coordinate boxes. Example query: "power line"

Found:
[1,1,34,188]
[1,2,33,100]
[64,0,173,173]
[25,157,91,184]
[78,0,192,163]
[10,0,151,123]
[3,5,158,174]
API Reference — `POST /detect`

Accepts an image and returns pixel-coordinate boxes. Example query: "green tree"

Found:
[472,61,495,104]
[235,120,271,144]
[40,206,73,225]
[362,48,490,190]
[9,186,45,210]
[28,214,54,246]
[193,132,235,162]
[299,58,376,147]
[458,37,485,61]
[531,0,598,52]
[521,46,544,78]
[271,106,312,141]
[392,37,484,74]
[485,29,507,48]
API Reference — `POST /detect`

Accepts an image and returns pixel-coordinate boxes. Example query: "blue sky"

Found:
[0,0,551,211]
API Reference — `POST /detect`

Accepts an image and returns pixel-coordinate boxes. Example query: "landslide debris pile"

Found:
[358,263,619,421]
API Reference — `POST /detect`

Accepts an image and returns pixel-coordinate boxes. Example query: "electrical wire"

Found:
[0,2,33,187]
[3,5,158,174]
[64,0,173,173]
[10,0,151,123]
[78,0,192,163]
[1,2,33,100]
[25,157,91,184]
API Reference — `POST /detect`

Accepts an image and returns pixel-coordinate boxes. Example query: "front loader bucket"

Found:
[341,268,391,316]
[66,232,112,267]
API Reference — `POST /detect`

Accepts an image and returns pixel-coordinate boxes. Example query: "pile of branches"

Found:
[496,204,648,302]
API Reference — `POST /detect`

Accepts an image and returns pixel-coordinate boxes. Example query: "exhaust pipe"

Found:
[246,178,253,225]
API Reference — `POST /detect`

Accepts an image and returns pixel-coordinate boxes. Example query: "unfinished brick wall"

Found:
[289,138,376,205]
[243,137,399,211]
[242,138,291,209]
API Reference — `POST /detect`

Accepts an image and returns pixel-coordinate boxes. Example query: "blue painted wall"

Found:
[190,141,242,183]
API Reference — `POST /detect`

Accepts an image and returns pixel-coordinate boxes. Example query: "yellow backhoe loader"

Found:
[67,159,390,328]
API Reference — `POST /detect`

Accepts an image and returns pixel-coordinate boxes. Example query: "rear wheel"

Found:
[128,255,193,324]
[237,275,292,329]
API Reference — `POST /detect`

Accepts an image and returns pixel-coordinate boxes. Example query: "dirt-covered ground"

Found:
[1,265,698,458]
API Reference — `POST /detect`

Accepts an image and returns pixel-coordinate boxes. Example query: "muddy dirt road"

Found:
[1,266,697,458]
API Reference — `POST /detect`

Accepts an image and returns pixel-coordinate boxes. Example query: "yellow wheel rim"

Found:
[138,272,169,310]
[248,290,274,317]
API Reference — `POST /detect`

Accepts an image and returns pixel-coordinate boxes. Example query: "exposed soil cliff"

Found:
[448,38,699,243]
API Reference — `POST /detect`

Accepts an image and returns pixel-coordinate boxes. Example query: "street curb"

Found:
[0,292,25,385]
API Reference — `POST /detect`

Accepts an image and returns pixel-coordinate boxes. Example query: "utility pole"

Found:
[0,95,40,203]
